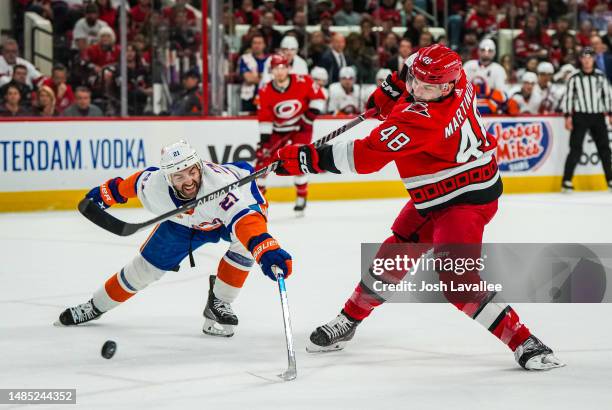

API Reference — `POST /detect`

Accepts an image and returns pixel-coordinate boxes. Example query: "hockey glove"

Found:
[249,233,293,281]
[275,144,322,176]
[86,177,128,210]
[366,68,406,120]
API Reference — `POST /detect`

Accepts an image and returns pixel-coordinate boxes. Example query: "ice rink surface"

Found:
[1,193,612,410]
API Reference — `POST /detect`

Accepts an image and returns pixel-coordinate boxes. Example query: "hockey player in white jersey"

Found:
[56,140,293,337]
[534,62,564,113]
[463,39,508,92]
[327,66,362,114]
[260,35,309,85]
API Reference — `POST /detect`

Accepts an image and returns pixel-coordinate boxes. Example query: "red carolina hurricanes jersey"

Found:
[328,71,502,213]
[257,74,326,135]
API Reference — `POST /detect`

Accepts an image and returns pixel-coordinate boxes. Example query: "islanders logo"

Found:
[488,121,552,172]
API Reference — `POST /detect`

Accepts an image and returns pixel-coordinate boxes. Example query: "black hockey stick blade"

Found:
[78,109,376,236]
[78,198,146,236]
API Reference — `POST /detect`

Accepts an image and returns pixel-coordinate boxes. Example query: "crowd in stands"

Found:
[1,0,612,117]
[1,0,202,116]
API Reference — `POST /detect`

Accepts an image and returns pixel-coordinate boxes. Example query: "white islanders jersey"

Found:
[136,161,266,238]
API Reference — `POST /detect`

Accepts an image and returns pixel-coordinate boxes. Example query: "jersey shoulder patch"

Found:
[401,101,431,118]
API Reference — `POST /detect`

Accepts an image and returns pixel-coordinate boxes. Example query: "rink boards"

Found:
[0,116,610,211]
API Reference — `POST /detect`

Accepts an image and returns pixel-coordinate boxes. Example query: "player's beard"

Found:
[177,178,201,200]
[480,56,492,65]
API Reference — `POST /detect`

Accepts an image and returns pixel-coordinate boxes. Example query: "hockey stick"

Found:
[78,108,377,236]
[273,266,296,381]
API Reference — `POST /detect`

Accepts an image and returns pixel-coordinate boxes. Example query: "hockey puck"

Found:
[101,340,117,359]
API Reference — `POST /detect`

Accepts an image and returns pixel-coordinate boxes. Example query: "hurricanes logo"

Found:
[402,102,430,118]
[422,56,433,64]
[274,100,303,119]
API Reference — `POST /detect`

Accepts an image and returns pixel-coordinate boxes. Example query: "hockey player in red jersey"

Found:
[256,54,326,215]
[275,44,564,370]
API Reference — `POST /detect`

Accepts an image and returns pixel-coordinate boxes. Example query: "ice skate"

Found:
[294,196,307,217]
[514,335,565,370]
[203,275,238,337]
[307,310,361,353]
[54,299,103,326]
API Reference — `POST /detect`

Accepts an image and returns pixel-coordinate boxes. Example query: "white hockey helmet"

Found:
[479,38,496,52]
[536,62,554,74]
[521,71,538,84]
[376,68,392,82]
[339,66,356,80]
[160,140,202,186]
[310,66,329,84]
[280,35,299,50]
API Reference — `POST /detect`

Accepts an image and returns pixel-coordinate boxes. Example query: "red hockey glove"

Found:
[366,69,406,120]
[275,144,322,176]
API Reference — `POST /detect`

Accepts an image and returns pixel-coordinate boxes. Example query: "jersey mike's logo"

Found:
[488,121,551,172]
[274,100,303,119]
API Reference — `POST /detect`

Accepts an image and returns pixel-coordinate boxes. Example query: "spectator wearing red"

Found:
[464,0,497,38]
[497,4,524,30]
[132,34,152,65]
[576,20,594,47]
[42,64,74,114]
[96,0,117,29]
[163,0,197,27]
[373,0,401,26]
[377,32,399,68]
[254,0,286,25]
[86,27,120,70]
[235,0,259,25]
[513,14,552,65]
[130,0,152,34]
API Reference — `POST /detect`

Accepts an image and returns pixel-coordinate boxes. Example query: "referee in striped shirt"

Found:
[561,47,612,192]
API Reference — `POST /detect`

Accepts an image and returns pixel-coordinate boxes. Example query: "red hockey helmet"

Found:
[411,44,462,85]
[270,54,289,68]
